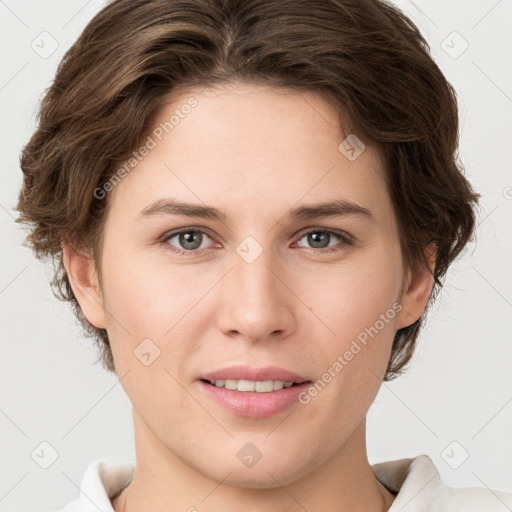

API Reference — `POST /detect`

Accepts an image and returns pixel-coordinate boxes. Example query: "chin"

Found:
[215,471,302,490]
[198,456,311,490]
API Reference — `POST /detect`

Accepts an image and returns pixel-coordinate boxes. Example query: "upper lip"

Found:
[199,365,310,384]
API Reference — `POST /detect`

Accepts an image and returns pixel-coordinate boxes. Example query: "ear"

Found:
[395,242,436,330]
[62,244,107,329]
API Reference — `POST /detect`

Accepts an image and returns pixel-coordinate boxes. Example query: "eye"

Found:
[160,227,352,256]
[294,229,352,253]
[161,228,217,255]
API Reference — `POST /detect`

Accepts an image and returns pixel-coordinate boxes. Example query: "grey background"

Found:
[1,1,511,510]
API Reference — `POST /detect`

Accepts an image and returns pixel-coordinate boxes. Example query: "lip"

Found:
[199,365,309,384]
[199,380,311,419]
[197,365,312,419]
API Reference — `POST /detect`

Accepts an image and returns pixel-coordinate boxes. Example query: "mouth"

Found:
[198,364,310,387]
[197,366,312,418]
[200,378,305,392]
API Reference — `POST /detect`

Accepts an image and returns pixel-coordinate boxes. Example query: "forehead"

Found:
[107,82,390,226]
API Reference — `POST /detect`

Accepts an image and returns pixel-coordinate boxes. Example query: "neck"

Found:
[112,410,395,512]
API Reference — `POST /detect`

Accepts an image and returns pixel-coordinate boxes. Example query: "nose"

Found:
[216,243,296,344]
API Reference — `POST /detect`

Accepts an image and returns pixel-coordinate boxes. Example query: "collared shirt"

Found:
[55,454,512,511]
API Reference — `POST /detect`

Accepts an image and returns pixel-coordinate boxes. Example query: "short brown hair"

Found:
[15,0,480,380]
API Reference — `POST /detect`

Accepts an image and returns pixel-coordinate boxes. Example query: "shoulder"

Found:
[372,454,512,511]
[53,460,135,512]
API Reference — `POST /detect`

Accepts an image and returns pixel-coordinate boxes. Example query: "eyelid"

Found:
[292,227,353,254]
[159,226,219,252]
[160,225,217,242]
[295,226,353,242]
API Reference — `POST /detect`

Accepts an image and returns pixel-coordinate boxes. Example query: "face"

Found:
[68,82,431,488]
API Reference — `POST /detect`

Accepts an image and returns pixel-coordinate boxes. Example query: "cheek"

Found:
[302,250,402,344]
[297,249,402,400]
[99,257,203,420]
[297,284,398,443]
[100,252,217,373]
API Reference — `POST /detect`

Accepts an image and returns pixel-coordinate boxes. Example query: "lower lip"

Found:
[199,380,311,419]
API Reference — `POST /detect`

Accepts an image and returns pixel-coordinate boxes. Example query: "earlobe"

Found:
[395,243,436,330]
[61,244,107,329]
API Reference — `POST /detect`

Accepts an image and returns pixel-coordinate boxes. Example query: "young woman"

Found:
[16,0,512,510]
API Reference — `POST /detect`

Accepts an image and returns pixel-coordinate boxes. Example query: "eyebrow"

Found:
[136,198,374,223]
[137,198,228,222]
[287,199,374,223]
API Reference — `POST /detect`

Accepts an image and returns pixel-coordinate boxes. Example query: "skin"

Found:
[63,81,435,511]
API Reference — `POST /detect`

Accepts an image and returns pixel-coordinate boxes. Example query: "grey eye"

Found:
[297,231,342,249]
[166,230,212,251]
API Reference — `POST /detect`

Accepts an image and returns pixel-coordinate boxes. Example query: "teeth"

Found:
[211,379,296,392]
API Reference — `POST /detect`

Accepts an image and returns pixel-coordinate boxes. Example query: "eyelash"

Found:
[160,227,353,256]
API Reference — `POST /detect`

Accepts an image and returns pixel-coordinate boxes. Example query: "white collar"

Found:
[373,454,512,511]
[58,454,512,511]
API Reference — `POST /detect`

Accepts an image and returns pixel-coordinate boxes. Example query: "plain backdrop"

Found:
[1,1,511,511]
